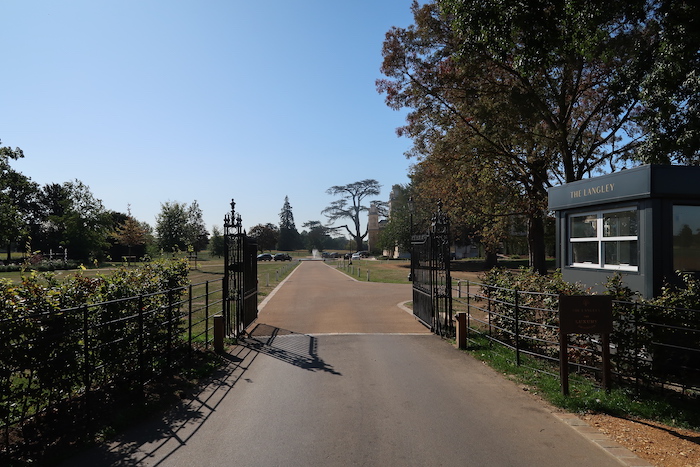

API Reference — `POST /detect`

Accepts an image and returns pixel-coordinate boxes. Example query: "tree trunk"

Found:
[354,236,363,252]
[528,211,547,275]
[484,251,498,269]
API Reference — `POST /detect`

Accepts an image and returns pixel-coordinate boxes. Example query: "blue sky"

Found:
[1,1,417,237]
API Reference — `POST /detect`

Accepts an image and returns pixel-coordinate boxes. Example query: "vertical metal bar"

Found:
[514,289,520,366]
[634,301,640,393]
[205,281,210,349]
[167,289,173,371]
[487,286,492,344]
[188,284,193,353]
[138,295,144,397]
[602,332,612,392]
[82,305,91,428]
[466,281,470,344]
[560,331,569,396]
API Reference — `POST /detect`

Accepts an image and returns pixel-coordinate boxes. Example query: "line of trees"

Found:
[0,142,210,263]
[376,0,700,273]
[246,196,350,254]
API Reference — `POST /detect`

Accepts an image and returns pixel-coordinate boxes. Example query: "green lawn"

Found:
[332,258,413,283]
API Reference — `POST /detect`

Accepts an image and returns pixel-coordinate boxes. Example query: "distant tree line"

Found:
[245,196,350,254]
[0,142,209,263]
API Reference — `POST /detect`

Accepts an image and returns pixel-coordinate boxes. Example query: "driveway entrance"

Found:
[252,260,429,335]
[65,260,630,466]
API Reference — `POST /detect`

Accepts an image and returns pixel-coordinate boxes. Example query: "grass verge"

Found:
[463,333,700,431]
[332,258,412,283]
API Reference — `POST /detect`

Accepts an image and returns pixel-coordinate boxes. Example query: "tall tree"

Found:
[156,201,189,253]
[278,196,300,251]
[301,220,332,252]
[377,184,414,255]
[186,200,209,253]
[636,0,700,164]
[249,223,279,252]
[322,179,386,251]
[209,226,225,258]
[0,142,38,261]
[111,206,149,262]
[32,180,112,261]
[378,0,656,273]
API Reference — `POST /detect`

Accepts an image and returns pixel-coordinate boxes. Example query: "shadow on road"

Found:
[66,325,340,466]
[244,323,342,376]
[63,345,260,467]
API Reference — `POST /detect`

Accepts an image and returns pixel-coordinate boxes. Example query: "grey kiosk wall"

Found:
[548,165,700,299]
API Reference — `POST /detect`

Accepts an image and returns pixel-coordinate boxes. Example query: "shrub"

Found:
[0,259,190,436]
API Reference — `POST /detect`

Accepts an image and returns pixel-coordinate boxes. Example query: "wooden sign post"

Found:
[558,295,613,396]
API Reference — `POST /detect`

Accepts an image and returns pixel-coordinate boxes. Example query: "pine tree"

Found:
[277,196,300,250]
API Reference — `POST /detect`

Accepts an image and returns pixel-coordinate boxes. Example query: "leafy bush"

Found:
[480,267,587,356]
[479,268,700,390]
[0,259,190,439]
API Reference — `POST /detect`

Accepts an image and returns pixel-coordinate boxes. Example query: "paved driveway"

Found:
[65,261,628,466]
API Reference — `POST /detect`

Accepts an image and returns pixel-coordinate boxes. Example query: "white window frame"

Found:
[568,207,638,272]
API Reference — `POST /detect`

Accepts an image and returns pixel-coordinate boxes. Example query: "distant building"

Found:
[367,202,386,253]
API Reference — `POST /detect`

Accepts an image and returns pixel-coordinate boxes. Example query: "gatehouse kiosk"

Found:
[548,164,700,298]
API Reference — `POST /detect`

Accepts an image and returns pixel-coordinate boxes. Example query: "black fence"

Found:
[454,280,700,397]
[1,278,224,462]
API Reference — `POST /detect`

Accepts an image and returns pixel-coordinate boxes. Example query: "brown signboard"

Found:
[559,295,613,334]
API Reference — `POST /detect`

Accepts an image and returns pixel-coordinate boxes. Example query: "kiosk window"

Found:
[569,209,638,271]
[673,205,700,271]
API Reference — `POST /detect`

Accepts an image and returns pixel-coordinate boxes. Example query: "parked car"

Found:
[257,253,273,261]
[273,253,292,261]
[351,252,362,260]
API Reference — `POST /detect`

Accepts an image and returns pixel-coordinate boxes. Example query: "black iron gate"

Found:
[223,200,258,338]
[411,202,453,337]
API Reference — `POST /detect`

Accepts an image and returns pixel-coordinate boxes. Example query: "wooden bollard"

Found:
[455,312,467,349]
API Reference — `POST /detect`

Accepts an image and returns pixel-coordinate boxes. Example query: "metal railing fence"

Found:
[455,280,700,396]
[1,278,224,461]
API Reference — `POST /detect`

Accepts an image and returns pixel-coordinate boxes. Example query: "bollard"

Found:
[213,315,225,354]
[367,270,370,281]
[455,312,467,349]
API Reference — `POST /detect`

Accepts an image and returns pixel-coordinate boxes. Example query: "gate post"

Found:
[455,312,467,349]
[223,199,259,339]
[213,315,224,354]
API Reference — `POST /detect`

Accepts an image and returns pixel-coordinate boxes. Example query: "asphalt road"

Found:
[65,261,623,466]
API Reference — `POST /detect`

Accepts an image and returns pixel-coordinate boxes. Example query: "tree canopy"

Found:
[322,179,386,251]
[155,201,208,254]
[249,223,279,252]
[377,0,700,272]
[0,142,37,261]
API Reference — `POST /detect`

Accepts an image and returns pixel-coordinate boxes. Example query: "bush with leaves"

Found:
[480,268,587,357]
[0,259,189,435]
[645,272,700,386]
[481,268,700,389]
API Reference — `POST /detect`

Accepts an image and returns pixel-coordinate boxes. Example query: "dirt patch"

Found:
[581,413,700,467]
